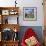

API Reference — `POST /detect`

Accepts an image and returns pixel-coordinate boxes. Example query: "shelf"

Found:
[1,15,18,24]
[0,24,20,32]
[0,7,19,15]
[2,40,19,43]
[0,7,19,46]
[0,7,19,24]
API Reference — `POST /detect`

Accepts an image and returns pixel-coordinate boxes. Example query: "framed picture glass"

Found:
[23,7,37,21]
[2,10,9,15]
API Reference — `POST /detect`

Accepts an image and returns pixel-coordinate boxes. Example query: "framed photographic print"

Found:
[23,7,37,21]
[2,10,9,15]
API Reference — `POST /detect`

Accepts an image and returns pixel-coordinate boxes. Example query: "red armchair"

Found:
[21,28,41,46]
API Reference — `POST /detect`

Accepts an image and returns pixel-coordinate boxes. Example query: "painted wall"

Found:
[18,0,44,26]
[0,0,44,26]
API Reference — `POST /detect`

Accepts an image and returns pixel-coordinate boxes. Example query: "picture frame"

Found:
[23,7,37,21]
[2,10,9,15]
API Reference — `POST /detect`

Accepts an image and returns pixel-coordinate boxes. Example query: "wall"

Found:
[18,0,44,26]
[0,0,44,26]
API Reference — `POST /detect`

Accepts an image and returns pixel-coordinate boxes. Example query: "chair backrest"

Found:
[23,28,36,41]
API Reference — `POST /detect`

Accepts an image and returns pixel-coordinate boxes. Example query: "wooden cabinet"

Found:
[0,7,19,46]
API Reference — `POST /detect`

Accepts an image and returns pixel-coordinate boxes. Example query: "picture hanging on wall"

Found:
[23,7,37,21]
